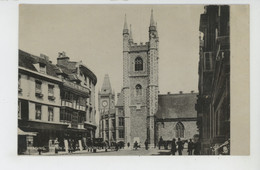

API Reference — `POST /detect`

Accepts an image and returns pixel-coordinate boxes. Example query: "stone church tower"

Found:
[122,10,159,147]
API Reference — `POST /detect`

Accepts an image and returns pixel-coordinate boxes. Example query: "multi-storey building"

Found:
[18,50,97,154]
[56,52,97,151]
[98,75,126,145]
[98,74,116,145]
[122,10,159,147]
[196,5,230,155]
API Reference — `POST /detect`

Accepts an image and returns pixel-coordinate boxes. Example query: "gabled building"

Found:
[18,50,97,154]
[18,50,65,154]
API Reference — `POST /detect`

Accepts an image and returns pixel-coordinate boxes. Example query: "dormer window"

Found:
[39,63,46,74]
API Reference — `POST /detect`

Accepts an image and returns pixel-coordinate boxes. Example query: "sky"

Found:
[19,5,204,99]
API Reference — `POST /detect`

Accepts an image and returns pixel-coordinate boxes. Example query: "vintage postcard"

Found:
[17,4,249,156]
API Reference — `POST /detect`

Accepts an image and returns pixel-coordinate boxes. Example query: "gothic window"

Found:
[135,57,143,71]
[175,122,185,138]
[135,84,142,96]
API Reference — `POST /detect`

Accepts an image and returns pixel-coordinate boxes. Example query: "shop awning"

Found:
[18,128,37,136]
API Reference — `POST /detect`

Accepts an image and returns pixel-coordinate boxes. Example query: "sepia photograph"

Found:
[17,4,248,156]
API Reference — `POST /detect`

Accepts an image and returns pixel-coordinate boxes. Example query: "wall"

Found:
[157,121,198,141]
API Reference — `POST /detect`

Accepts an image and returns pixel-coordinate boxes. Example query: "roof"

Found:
[101,74,112,94]
[156,93,198,119]
[19,50,58,78]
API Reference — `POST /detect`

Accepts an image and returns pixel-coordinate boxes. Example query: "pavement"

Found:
[30,148,189,156]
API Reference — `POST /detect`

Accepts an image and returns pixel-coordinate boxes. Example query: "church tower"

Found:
[122,10,159,147]
[98,74,116,145]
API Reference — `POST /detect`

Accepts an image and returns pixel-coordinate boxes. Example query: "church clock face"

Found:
[102,101,108,107]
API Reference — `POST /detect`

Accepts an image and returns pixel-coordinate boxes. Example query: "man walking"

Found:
[188,139,194,155]
[177,138,184,155]
[171,138,177,155]
[145,139,149,150]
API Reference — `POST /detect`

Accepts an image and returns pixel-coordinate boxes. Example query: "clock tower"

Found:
[98,74,116,144]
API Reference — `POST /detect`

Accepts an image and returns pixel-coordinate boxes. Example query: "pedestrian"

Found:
[171,138,177,155]
[194,140,201,155]
[127,142,130,148]
[187,139,194,155]
[54,138,59,154]
[145,139,149,150]
[134,141,138,150]
[177,138,184,155]
[159,136,163,150]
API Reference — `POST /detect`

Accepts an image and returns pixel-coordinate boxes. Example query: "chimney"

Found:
[57,51,70,67]
[167,92,171,95]
[40,54,49,61]
[179,91,183,94]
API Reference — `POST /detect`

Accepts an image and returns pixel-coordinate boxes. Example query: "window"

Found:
[48,84,54,96]
[112,132,116,140]
[119,117,124,126]
[105,119,109,129]
[18,74,21,90]
[35,104,42,120]
[119,130,124,138]
[204,52,212,71]
[112,119,115,129]
[39,63,46,73]
[135,57,143,71]
[48,107,54,121]
[135,84,142,96]
[175,122,184,138]
[18,100,21,119]
[35,80,42,93]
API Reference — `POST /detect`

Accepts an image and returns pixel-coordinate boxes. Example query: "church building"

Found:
[122,10,159,147]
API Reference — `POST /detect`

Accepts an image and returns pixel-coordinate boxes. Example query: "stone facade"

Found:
[122,11,159,147]
[155,92,198,145]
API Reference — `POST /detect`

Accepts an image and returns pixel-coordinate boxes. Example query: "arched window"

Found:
[135,57,143,71]
[175,122,185,138]
[135,84,142,96]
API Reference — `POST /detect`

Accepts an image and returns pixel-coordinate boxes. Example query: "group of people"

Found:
[159,136,201,155]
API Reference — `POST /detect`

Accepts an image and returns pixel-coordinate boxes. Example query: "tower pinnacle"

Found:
[129,24,133,43]
[123,14,129,34]
[150,9,156,27]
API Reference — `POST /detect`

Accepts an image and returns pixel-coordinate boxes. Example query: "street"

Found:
[44,148,189,156]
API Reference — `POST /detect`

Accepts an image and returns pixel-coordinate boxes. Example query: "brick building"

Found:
[196,5,230,155]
